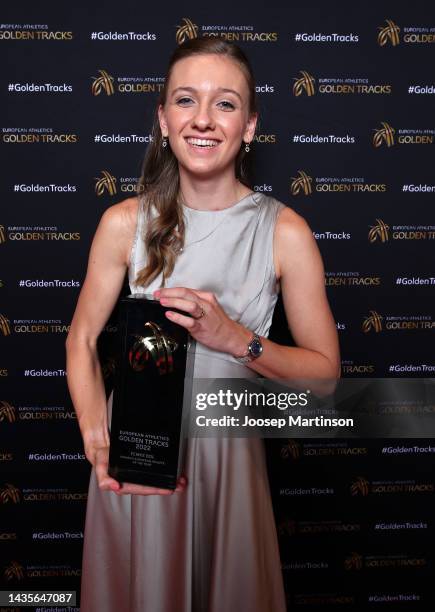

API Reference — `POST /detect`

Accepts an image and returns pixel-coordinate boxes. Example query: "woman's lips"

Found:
[184,136,222,150]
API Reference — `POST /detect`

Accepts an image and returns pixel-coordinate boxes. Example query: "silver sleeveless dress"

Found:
[80,191,287,612]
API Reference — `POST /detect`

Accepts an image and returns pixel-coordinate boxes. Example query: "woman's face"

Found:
[158,54,257,179]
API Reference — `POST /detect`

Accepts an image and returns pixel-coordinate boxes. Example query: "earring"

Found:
[244,141,250,153]
[162,136,168,148]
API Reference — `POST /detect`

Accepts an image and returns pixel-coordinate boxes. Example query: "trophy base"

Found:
[108,464,179,490]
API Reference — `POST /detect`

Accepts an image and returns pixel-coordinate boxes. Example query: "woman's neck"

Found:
[178,170,252,212]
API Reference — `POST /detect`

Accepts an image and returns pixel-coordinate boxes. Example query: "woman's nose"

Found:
[191,102,215,130]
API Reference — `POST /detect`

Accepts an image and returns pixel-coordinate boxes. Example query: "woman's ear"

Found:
[158,104,168,137]
[243,112,258,144]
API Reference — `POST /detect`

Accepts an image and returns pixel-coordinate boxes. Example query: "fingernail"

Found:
[154,290,161,298]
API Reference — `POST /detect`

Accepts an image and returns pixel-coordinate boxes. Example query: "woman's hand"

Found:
[93,444,187,496]
[154,287,250,356]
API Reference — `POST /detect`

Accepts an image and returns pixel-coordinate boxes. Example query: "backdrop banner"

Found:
[1,1,434,609]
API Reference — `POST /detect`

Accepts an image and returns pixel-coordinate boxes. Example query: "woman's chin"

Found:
[179,160,227,179]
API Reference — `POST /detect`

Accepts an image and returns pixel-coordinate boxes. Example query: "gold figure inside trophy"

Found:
[129,321,179,374]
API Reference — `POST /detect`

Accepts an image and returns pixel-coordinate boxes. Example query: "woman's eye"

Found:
[218,100,235,110]
[176,97,193,105]
[175,98,235,110]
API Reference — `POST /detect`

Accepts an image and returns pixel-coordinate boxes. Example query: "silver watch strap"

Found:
[234,332,259,363]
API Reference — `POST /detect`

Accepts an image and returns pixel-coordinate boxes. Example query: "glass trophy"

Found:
[108,293,195,490]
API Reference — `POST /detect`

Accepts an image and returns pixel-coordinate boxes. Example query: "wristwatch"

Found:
[235,332,263,364]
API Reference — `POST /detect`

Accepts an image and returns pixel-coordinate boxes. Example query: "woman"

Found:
[66,38,340,612]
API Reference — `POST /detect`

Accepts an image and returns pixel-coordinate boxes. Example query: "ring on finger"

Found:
[194,303,206,320]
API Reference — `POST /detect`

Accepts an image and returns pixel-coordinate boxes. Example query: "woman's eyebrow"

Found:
[170,86,242,102]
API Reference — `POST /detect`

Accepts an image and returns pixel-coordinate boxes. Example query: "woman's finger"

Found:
[114,483,173,496]
[94,448,121,491]
[159,296,201,317]
[186,289,214,302]
[175,476,188,491]
[154,287,195,300]
[114,476,187,496]
[165,309,198,329]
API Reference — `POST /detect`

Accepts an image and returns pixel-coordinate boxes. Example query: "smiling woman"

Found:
[161,70,251,167]
[66,37,340,612]
[133,42,259,289]
[159,55,255,183]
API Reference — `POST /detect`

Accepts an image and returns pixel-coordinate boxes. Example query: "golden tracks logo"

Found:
[0,401,15,423]
[373,122,434,146]
[0,314,11,336]
[95,170,117,196]
[378,20,400,46]
[0,27,72,41]
[350,476,370,496]
[362,311,383,333]
[341,361,375,375]
[176,17,277,43]
[368,218,389,243]
[0,483,21,504]
[373,122,395,147]
[344,552,363,570]
[293,71,315,96]
[0,225,6,244]
[377,20,435,44]
[368,219,435,242]
[292,173,386,196]
[176,18,199,44]
[91,69,115,96]
[94,171,143,196]
[0,226,80,242]
[4,560,24,581]
[290,171,313,195]
[280,439,301,460]
[326,273,381,288]
[293,73,391,96]
[364,311,434,332]
[2,128,78,144]
[91,71,164,95]
[277,517,297,536]
[346,552,425,570]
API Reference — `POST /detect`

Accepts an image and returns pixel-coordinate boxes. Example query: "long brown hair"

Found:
[135,37,258,288]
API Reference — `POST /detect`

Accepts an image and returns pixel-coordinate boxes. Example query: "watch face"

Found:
[250,338,263,357]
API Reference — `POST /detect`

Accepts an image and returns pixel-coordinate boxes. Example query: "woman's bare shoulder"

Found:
[102,196,140,230]
[275,201,310,234]
[273,202,316,279]
[97,196,141,265]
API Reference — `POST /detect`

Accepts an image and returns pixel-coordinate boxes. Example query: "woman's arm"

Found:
[66,199,135,464]
[66,197,186,496]
[234,206,341,382]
